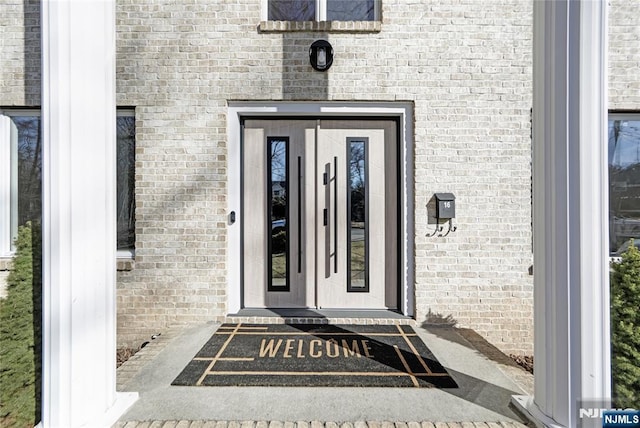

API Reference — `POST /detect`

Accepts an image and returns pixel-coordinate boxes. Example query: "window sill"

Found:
[117,250,135,271]
[2,254,134,272]
[259,20,381,33]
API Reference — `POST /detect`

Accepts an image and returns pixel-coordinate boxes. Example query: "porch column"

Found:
[512,1,610,426]
[41,0,137,426]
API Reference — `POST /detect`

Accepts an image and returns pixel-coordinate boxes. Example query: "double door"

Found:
[242,119,398,309]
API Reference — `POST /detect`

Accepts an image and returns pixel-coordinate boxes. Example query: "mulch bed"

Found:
[117,348,139,368]
[509,354,534,374]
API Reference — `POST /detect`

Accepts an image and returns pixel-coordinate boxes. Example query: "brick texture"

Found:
[609,0,640,110]
[113,423,528,428]
[1,0,638,355]
[0,0,40,106]
[110,0,536,354]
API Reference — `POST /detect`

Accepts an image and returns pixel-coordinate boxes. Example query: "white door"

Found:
[242,119,397,309]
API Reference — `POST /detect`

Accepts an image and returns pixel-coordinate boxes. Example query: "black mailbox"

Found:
[435,193,455,219]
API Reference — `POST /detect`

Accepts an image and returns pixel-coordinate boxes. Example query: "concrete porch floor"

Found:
[113,320,533,427]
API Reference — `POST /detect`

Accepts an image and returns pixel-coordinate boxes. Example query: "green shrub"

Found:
[0,223,41,427]
[610,239,640,407]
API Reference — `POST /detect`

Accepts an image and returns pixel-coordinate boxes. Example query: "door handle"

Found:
[297,156,302,274]
[333,156,338,274]
[323,162,331,278]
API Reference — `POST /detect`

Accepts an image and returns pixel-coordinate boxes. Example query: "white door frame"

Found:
[227,102,415,316]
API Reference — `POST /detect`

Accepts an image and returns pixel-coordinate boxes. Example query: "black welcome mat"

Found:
[172,323,458,388]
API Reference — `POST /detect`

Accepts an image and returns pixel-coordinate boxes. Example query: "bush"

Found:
[0,223,41,427]
[610,239,640,407]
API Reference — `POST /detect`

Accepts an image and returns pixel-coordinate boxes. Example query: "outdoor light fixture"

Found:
[309,40,333,72]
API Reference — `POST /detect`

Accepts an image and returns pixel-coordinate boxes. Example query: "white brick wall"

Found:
[113,0,535,353]
[609,0,640,110]
[1,0,639,355]
[0,0,40,106]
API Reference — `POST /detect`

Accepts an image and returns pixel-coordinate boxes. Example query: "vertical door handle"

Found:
[333,156,338,274]
[323,162,331,278]
[297,156,302,274]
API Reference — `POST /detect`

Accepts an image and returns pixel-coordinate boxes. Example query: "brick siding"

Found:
[609,0,640,110]
[1,0,638,355]
[113,0,536,353]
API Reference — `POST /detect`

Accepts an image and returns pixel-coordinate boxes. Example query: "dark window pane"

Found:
[327,0,375,21]
[348,139,368,291]
[609,119,640,255]
[269,138,289,290]
[9,113,135,252]
[13,116,42,233]
[268,0,315,21]
[117,116,136,250]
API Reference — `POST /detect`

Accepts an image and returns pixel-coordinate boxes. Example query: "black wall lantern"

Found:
[309,40,333,72]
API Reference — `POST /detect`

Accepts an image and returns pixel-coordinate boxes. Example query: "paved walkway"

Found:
[114,421,528,428]
[113,321,533,428]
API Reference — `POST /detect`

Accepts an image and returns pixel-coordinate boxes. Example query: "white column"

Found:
[512,1,610,427]
[0,115,12,256]
[41,1,137,427]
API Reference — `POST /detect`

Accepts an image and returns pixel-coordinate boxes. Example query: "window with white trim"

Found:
[116,111,136,254]
[0,109,136,256]
[264,0,380,21]
[609,113,640,256]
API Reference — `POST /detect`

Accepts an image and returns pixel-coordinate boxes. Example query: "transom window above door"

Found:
[265,0,380,22]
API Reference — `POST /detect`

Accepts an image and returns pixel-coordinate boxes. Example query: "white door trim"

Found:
[227,102,415,317]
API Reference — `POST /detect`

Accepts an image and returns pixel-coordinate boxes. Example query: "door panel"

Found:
[242,119,397,310]
[316,120,397,309]
[243,120,316,308]
[242,126,267,307]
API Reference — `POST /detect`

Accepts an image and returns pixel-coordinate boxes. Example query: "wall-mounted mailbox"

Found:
[435,193,455,219]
